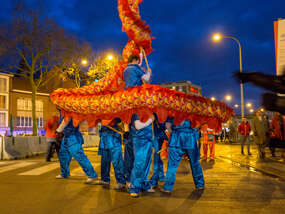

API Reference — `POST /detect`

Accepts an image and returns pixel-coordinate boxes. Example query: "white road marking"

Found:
[0,162,36,173]
[70,163,100,177]
[0,161,16,166]
[18,163,59,176]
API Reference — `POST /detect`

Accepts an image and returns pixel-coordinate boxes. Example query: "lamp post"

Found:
[107,54,114,60]
[225,94,232,102]
[212,33,245,118]
[81,59,88,66]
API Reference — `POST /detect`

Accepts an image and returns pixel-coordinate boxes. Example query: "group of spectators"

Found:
[237,110,285,159]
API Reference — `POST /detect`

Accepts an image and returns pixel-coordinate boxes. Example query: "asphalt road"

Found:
[0,144,284,214]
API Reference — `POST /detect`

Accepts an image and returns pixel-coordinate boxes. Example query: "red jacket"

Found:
[270,116,285,140]
[44,116,59,138]
[238,122,251,136]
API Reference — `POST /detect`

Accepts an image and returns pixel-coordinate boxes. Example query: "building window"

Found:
[0,78,7,93]
[16,98,43,127]
[0,112,7,127]
[0,95,6,109]
[37,117,44,127]
[36,100,43,112]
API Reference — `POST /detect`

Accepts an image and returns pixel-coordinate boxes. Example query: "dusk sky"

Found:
[1,0,284,114]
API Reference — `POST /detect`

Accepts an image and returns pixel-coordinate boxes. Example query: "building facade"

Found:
[160,81,202,96]
[0,73,12,130]
[0,72,76,136]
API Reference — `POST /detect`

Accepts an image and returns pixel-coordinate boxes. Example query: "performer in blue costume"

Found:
[162,119,205,193]
[123,53,154,197]
[96,118,126,190]
[149,115,168,188]
[123,130,134,183]
[123,54,151,88]
[128,114,155,197]
[56,117,97,184]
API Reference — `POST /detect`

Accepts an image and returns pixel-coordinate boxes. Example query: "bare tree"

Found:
[0,2,88,135]
[87,51,120,83]
[60,42,94,88]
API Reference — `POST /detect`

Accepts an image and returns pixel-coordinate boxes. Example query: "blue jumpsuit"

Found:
[129,114,153,194]
[123,63,147,184]
[123,131,134,182]
[163,120,204,192]
[123,64,145,87]
[59,119,97,178]
[150,119,168,187]
[98,120,126,184]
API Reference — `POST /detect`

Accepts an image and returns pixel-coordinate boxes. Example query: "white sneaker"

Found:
[114,183,126,190]
[130,193,139,198]
[55,175,68,179]
[146,187,156,193]
[85,177,97,184]
[160,188,171,193]
[95,180,110,185]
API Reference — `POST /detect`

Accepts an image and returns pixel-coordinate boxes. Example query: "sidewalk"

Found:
[215,143,285,180]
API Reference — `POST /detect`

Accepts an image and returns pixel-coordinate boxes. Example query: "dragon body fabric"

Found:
[50,0,234,131]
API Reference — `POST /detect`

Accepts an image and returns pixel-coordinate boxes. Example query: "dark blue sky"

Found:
[1,0,284,114]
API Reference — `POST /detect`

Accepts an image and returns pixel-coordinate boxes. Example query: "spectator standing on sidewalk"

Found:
[238,118,251,155]
[269,112,285,157]
[202,128,216,160]
[45,116,60,162]
[252,110,269,159]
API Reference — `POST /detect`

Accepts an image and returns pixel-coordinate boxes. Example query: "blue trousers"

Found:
[59,143,97,178]
[100,145,126,184]
[150,152,165,186]
[124,141,134,182]
[163,147,204,192]
[129,138,153,193]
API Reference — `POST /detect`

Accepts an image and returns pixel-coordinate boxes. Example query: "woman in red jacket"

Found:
[269,112,285,157]
[238,118,251,155]
[44,116,60,162]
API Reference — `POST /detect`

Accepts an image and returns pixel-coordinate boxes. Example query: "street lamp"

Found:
[211,97,216,101]
[212,33,245,118]
[81,59,88,66]
[225,95,232,102]
[234,104,239,108]
[250,109,254,113]
[107,54,114,60]
[246,102,252,108]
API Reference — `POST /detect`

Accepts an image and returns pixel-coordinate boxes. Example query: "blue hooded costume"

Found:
[123,131,134,182]
[149,116,168,187]
[122,63,145,183]
[163,119,204,191]
[129,114,153,194]
[123,62,154,193]
[123,64,145,87]
[98,119,126,184]
[58,119,97,179]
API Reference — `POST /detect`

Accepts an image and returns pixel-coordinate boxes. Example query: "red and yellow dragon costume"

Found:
[50,0,234,131]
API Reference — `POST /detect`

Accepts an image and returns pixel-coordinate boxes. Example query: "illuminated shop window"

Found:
[0,112,7,127]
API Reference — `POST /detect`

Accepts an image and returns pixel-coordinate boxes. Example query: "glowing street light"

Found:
[212,33,222,42]
[246,102,252,108]
[107,54,114,60]
[260,108,265,112]
[234,104,239,108]
[211,97,216,101]
[211,32,245,118]
[81,59,88,66]
[250,109,254,113]
[225,95,232,102]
